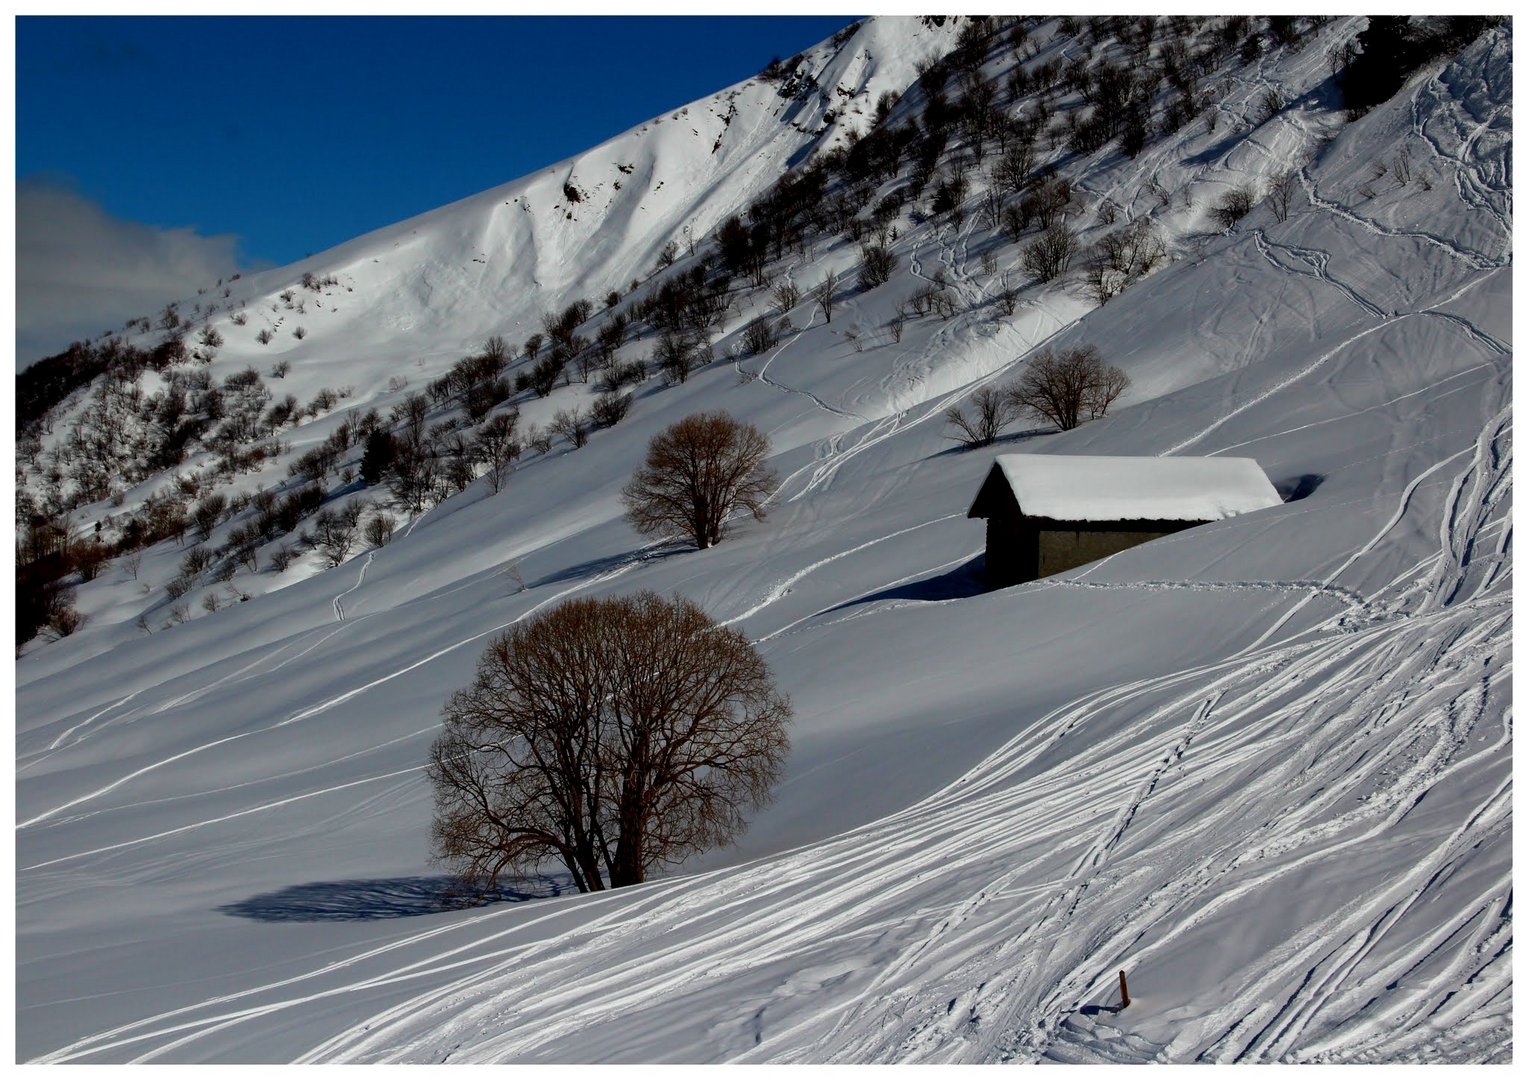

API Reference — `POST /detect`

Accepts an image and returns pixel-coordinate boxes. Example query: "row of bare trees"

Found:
[946,344,1130,447]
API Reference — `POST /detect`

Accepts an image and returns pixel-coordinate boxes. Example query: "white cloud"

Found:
[14,178,253,369]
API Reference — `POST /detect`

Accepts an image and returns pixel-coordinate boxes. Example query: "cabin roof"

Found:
[969,454,1283,523]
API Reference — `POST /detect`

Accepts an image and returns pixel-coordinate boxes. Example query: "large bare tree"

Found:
[622,411,776,550]
[1007,345,1130,431]
[427,592,791,894]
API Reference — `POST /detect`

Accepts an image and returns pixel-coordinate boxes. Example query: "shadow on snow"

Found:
[1275,472,1325,502]
[528,542,691,592]
[832,554,989,611]
[928,426,1056,459]
[217,874,568,923]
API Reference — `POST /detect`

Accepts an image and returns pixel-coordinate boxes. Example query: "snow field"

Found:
[15,17,1512,1064]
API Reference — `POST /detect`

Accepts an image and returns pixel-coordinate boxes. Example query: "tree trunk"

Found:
[609,825,644,887]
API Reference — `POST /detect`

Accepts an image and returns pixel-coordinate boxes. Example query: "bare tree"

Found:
[1086,218,1166,304]
[590,391,634,429]
[482,334,512,367]
[656,331,704,384]
[306,508,358,567]
[1024,175,1074,229]
[858,242,898,289]
[1007,345,1130,431]
[427,592,791,893]
[1267,170,1298,222]
[1083,258,1126,306]
[741,316,778,357]
[549,406,589,449]
[385,433,438,516]
[945,385,1021,448]
[1098,218,1166,278]
[996,270,1020,315]
[815,271,839,323]
[771,280,802,315]
[364,512,395,548]
[1023,221,1077,282]
[991,141,1036,197]
[622,411,776,550]
[473,411,521,493]
[1209,183,1257,229]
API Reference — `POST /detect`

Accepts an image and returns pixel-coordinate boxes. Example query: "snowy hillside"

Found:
[15,15,1511,1063]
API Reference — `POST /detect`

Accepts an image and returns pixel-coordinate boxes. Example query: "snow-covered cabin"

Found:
[967,455,1283,587]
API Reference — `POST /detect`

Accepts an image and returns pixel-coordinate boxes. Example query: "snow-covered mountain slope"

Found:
[15,16,1511,1063]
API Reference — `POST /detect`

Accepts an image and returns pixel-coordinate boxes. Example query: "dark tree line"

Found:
[1337,16,1503,115]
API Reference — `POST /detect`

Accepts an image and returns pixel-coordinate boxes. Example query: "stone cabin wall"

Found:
[1034,520,1197,580]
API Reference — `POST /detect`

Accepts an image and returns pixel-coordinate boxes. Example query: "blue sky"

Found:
[14,14,858,362]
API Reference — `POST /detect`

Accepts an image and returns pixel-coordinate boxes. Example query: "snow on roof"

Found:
[981,454,1283,523]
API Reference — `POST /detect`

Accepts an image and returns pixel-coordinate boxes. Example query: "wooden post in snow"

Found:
[1118,969,1131,1010]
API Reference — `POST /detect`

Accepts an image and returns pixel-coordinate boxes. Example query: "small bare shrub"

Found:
[47,605,86,638]
[742,317,777,357]
[525,424,554,456]
[180,546,215,577]
[997,271,1020,315]
[1268,170,1299,222]
[1257,88,1286,122]
[771,280,801,314]
[858,242,898,289]
[550,407,589,449]
[591,391,634,429]
[945,385,1020,448]
[1208,184,1256,229]
[364,513,395,548]
[1022,222,1077,282]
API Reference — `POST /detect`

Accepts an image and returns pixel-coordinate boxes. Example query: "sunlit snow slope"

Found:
[16,16,1511,1064]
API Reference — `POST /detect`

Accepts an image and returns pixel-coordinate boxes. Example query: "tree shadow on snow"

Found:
[1180,129,1253,168]
[928,427,1054,459]
[217,874,567,923]
[529,542,690,591]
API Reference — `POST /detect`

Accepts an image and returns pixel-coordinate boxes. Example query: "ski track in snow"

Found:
[1296,165,1501,273]
[1164,246,1507,458]
[721,513,964,631]
[333,550,376,621]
